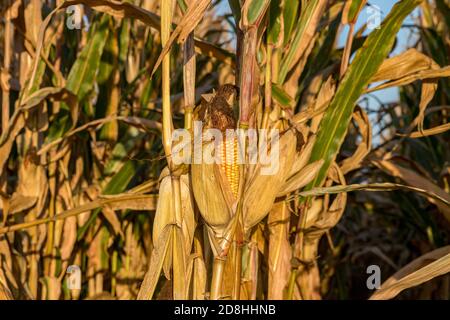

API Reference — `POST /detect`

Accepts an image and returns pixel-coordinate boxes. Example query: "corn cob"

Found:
[218,136,240,198]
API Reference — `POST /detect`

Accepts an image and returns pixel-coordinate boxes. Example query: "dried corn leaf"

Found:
[151,0,211,75]
[0,194,157,235]
[375,160,450,222]
[370,48,439,83]
[295,182,450,207]
[287,135,317,178]
[370,246,450,300]
[279,160,324,197]
[137,225,173,300]
[368,66,450,92]
[340,106,372,174]
[407,122,450,138]
[8,195,37,214]
[101,206,123,237]
[15,154,48,218]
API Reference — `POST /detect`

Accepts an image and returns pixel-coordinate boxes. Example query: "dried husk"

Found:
[153,170,195,258]
[242,129,297,232]
[191,141,235,234]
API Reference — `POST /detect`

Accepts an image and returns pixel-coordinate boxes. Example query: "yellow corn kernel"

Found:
[219,137,239,198]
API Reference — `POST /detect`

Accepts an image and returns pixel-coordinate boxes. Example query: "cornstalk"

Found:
[1,0,12,197]
[161,0,174,170]
[183,33,196,131]
[231,232,243,299]
[210,257,226,300]
[238,26,258,127]
[161,0,189,300]
[287,201,310,300]
[262,43,273,129]
[1,0,12,133]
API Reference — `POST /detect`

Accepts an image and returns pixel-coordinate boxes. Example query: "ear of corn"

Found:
[218,136,240,198]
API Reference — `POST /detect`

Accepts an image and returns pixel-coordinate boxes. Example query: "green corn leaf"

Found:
[278,0,325,83]
[344,0,367,24]
[228,0,242,23]
[307,0,424,188]
[45,15,110,144]
[66,14,110,102]
[272,84,294,107]
[267,0,282,45]
[177,0,188,12]
[436,0,450,29]
[283,0,299,45]
[246,0,270,25]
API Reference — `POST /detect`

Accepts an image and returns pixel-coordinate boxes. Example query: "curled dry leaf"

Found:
[339,106,372,174]
[407,122,450,138]
[368,59,449,132]
[287,135,317,178]
[279,160,324,197]
[370,246,450,300]
[8,195,37,215]
[137,225,173,300]
[369,48,440,83]
[368,66,450,92]
[304,163,347,242]
[374,160,450,223]
[151,0,212,75]
[15,154,48,218]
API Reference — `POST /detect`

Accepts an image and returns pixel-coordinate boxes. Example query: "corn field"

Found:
[0,0,449,300]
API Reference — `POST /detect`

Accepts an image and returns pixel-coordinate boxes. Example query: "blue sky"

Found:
[340,0,420,108]
[217,0,420,108]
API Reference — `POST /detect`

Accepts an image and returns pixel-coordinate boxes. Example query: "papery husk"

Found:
[242,129,297,232]
[153,170,195,257]
[152,169,196,281]
[191,140,236,234]
[191,229,207,300]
